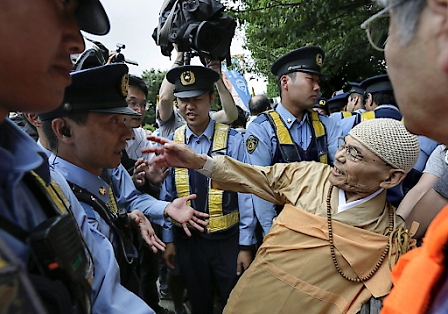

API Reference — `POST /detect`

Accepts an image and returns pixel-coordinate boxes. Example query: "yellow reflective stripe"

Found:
[267,111,294,145]
[309,110,325,137]
[361,111,376,122]
[209,123,229,221]
[212,123,229,152]
[30,171,67,214]
[173,125,191,207]
[342,111,352,118]
[208,186,222,220]
[308,110,328,164]
[172,123,239,232]
[206,211,239,233]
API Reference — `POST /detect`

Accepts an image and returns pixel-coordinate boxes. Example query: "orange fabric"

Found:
[381,204,448,314]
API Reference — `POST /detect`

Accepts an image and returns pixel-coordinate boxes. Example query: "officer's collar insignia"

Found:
[121,74,129,96]
[245,135,259,154]
[180,71,195,86]
[99,186,107,196]
[319,100,326,105]
[316,54,323,68]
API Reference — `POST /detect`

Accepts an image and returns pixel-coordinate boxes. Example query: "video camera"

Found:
[73,39,138,71]
[152,0,236,66]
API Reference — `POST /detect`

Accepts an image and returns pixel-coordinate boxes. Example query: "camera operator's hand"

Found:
[106,51,116,65]
[204,58,238,123]
[205,58,222,75]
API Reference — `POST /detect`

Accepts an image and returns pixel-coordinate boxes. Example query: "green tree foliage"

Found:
[224,0,387,97]
[141,68,167,128]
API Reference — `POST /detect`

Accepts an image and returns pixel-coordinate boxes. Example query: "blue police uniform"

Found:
[0,119,154,313]
[160,119,256,313]
[337,109,366,136]
[109,164,169,226]
[244,103,341,236]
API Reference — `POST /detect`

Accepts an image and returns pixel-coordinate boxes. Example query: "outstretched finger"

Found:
[182,223,192,237]
[190,219,205,232]
[151,235,166,252]
[194,210,209,219]
[142,145,164,155]
[147,135,172,145]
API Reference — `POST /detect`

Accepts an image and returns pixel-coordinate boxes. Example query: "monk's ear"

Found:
[429,0,448,73]
[379,168,406,189]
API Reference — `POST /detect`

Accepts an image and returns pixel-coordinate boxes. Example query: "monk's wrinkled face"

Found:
[329,136,392,201]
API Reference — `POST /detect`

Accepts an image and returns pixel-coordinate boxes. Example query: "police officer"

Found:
[337,74,400,136]
[244,46,341,236]
[160,65,257,314]
[39,64,209,307]
[346,82,366,113]
[0,1,162,313]
[313,97,329,116]
[328,92,350,122]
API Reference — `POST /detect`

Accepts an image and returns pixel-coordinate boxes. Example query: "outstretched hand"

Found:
[142,135,207,170]
[128,210,166,253]
[165,194,209,237]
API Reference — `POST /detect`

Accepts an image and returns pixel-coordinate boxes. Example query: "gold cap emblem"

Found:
[319,99,326,105]
[180,71,195,86]
[316,54,323,68]
[121,74,129,96]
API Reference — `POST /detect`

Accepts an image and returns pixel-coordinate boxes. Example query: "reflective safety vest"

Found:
[341,111,353,118]
[360,110,376,122]
[265,109,328,164]
[173,123,239,233]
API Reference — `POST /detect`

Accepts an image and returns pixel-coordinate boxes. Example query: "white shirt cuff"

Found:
[196,155,214,178]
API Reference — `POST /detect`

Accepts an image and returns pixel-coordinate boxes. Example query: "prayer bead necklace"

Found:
[326,185,394,282]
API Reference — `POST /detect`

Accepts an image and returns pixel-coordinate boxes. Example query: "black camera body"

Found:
[153,0,236,66]
[74,40,138,71]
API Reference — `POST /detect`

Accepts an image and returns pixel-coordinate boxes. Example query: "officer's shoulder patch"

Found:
[245,135,259,154]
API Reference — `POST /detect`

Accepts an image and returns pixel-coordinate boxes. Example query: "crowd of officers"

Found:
[2,0,447,314]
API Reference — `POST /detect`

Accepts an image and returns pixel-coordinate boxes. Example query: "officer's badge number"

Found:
[246,135,259,154]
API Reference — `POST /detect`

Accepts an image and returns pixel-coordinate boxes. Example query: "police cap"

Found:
[166,65,220,98]
[327,92,349,111]
[39,64,139,121]
[271,46,326,80]
[76,0,110,35]
[348,82,365,95]
[314,97,328,109]
[361,74,393,94]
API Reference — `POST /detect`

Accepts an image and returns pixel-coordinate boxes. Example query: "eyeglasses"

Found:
[360,0,405,52]
[337,137,389,165]
[127,101,147,110]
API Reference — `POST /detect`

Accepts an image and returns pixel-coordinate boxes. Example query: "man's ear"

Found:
[430,0,448,73]
[210,92,216,103]
[280,75,288,91]
[52,118,73,143]
[379,168,407,189]
[23,113,41,128]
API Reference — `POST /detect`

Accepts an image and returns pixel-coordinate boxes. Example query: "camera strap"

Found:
[157,0,179,47]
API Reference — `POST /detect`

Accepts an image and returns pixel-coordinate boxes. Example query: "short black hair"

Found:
[230,106,248,128]
[41,112,89,152]
[371,91,397,107]
[128,74,148,97]
[248,95,271,115]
